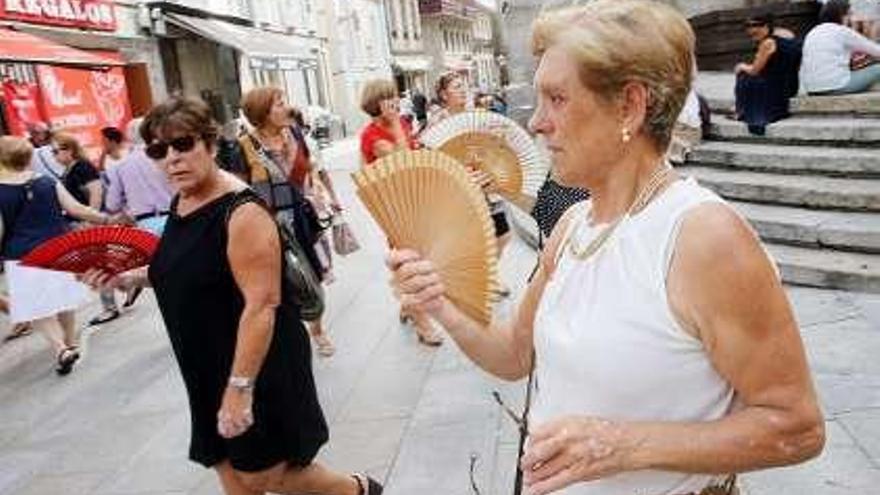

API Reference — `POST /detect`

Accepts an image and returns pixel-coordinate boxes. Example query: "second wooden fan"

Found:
[419,111,552,202]
[353,150,500,326]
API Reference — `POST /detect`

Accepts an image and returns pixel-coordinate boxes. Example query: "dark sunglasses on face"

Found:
[145,135,200,160]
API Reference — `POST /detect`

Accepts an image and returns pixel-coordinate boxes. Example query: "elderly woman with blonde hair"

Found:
[387,1,824,494]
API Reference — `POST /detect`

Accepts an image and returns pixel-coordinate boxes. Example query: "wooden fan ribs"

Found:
[419,111,552,201]
[20,226,159,276]
[352,150,499,326]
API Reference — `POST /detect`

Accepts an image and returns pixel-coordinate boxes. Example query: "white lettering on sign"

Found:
[1,0,116,29]
[38,67,84,107]
[24,0,42,16]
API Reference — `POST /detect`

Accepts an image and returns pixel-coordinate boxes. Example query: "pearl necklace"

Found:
[567,163,674,260]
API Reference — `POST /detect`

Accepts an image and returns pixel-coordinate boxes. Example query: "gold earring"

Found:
[621,128,631,143]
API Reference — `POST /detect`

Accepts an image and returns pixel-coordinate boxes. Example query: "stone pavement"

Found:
[0,139,878,494]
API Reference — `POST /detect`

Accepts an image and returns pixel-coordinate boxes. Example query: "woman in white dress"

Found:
[387,1,825,494]
[0,136,123,375]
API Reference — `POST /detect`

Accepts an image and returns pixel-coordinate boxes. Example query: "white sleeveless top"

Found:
[531,177,735,495]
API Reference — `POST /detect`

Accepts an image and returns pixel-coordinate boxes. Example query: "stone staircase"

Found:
[679,89,880,293]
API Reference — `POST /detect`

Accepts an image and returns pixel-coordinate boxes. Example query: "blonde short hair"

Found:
[531,0,694,149]
[0,136,34,171]
[360,79,398,117]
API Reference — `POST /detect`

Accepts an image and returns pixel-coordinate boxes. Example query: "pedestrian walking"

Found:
[358,78,443,347]
[51,133,121,326]
[0,136,123,375]
[426,71,513,297]
[238,87,336,357]
[82,97,382,494]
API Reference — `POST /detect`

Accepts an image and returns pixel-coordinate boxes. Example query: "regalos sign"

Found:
[0,0,116,31]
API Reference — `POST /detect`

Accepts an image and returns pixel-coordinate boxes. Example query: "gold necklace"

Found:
[568,163,674,260]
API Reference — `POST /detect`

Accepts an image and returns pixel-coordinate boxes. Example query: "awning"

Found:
[165,13,316,65]
[0,28,123,67]
[393,55,432,73]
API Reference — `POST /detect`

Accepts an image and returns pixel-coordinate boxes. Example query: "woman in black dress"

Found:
[734,13,802,135]
[83,98,381,495]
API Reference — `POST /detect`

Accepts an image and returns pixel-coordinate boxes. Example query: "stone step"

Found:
[705,91,880,117]
[708,115,880,147]
[766,243,880,293]
[688,141,880,177]
[731,201,880,253]
[679,166,880,211]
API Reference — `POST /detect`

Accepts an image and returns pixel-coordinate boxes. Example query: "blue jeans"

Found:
[815,65,880,94]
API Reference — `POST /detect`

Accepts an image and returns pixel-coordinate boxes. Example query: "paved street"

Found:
[0,140,878,494]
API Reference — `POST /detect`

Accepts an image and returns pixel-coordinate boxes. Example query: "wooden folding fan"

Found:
[352,150,500,326]
[419,111,551,203]
[21,226,160,276]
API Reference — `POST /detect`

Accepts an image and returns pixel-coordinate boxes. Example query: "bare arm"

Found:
[629,203,824,472]
[317,170,342,208]
[739,38,777,75]
[85,179,103,211]
[217,201,282,438]
[55,183,108,224]
[373,139,401,159]
[227,202,281,382]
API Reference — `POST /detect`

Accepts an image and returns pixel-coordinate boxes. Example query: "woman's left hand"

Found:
[521,416,636,495]
[217,387,255,439]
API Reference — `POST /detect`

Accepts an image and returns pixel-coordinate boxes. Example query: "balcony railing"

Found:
[419,0,477,18]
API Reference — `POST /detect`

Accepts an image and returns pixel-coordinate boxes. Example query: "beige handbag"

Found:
[331,215,360,256]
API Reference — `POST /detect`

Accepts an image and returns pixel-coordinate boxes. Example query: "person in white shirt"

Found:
[801,0,880,94]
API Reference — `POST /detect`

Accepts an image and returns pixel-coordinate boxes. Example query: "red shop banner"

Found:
[36,64,131,160]
[2,78,46,137]
[0,0,116,31]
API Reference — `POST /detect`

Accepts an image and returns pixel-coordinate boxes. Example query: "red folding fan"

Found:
[20,226,160,276]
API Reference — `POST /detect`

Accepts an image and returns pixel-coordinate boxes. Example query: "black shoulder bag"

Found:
[225,191,325,322]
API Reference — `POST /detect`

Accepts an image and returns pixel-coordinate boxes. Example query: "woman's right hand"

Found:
[386,249,447,318]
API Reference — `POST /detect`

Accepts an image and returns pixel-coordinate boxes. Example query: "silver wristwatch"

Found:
[228,376,254,391]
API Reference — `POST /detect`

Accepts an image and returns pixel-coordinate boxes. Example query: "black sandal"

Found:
[352,473,383,495]
[88,308,120,326]
[55,346,80,376]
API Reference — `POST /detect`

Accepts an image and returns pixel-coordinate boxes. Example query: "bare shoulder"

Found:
[674,201,765,269]
[759,37,777,52]
[668,201,785,339]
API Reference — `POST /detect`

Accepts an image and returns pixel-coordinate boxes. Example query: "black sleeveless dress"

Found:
[147,189,328,472]
[735,35,802,134]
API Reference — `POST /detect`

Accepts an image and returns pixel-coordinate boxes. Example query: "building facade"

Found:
[142,0,329,124]
[0,0,164,155]
[326,0,393,133]
[419,0,478,91]
[470,5,498,91]
[383,0,431,94]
